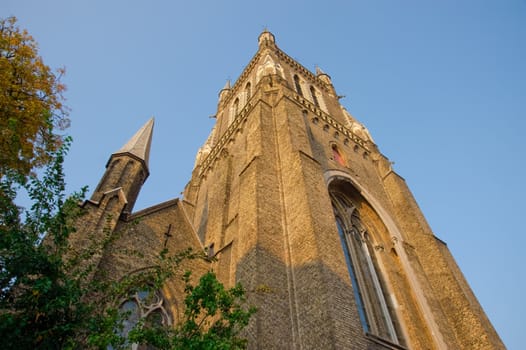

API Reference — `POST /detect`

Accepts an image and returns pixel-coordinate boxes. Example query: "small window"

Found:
[294,75,303,96]
[109,289,172,349]
[233,98,240,116]
[310,86,320,107]
[245,82,252,100]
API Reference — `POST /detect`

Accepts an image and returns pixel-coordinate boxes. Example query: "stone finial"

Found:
[115,118,154,168]
[258,29,276,46]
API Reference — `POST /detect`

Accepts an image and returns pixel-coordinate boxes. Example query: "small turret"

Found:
[218,80,231,105]
[258,29,275,47]
[92,118,154,213]
[316,66,331,84]
[316,66,337,96]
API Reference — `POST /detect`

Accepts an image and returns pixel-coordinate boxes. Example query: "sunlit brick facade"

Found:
[76,31,504,349]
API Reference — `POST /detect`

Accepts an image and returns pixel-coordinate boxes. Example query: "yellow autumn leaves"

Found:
[0,16,69,178]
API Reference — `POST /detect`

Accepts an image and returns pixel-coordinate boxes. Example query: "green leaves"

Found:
[0,140,88,349]
[169,271,256,350]
[0,150,255,349]
[101,264,255,350]
[0,30,255,343]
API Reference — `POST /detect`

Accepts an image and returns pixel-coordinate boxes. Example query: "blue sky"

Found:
[3,1,525,348]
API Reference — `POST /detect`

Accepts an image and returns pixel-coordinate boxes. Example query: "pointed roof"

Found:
[218,79,231,99]
[115,118,154,168]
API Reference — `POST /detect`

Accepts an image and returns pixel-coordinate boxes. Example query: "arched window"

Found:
[229,98,240,125]
[245,82,251,100]
[233,98,240,119]
[330,191,403,345]
[109,289,172,350]
[293,75,303,96]
[310,86,320,107]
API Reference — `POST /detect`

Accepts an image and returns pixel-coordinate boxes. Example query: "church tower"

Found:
[76,31,504,349]
[181,31,504,349]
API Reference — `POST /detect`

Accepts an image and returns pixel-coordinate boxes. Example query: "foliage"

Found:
[127,271,256,350]
[0,141,254,349]
[175,271,256,349]
[0,137,87,349]
[0,17,254,349]
[0,16,69,178]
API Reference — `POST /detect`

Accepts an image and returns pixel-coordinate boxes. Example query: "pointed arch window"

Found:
[294,75,303,96]
[108,289,172,350]
[230,97,240,125]
[330,191,404,346]
[310,86,320,107]
[245,82,252,101]
[233,98,240,117]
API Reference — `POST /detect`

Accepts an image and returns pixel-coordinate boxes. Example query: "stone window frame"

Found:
[109,287,172,350]
[310,85,320,107]
[244,82,252,101]
[330,191,403,346]
[293,74,303,96]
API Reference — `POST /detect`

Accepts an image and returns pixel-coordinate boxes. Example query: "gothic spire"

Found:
[115,117,154,168]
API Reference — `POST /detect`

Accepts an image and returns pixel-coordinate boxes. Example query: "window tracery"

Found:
[330,191,404,346]
[109,289,172,350]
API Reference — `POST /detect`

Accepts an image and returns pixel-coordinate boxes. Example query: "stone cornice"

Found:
[106,152,150,179]
[288,91,370,151]
[273,47,330,93]
[82,187,128,208]
[198,99,255,178]
[219,51,262,108]
[127,198,180,220]
[198,83,371,179]
[219,40,330,108]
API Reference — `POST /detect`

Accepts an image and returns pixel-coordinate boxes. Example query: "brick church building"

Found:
[74,31,504,349]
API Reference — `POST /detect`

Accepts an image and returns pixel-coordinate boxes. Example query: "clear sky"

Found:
[3,1,525,348]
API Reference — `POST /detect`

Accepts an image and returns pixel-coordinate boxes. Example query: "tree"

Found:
[0,140,255,350]
[0,138,89,349]
[125,271,256,350]
[0,17,254,349]
[0,16,69,178]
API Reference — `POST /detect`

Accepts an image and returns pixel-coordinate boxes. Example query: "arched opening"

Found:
[245,82,251,100]
[233,98,239,117]
[329,181,405,346]
[310,86,320,107]
[108,284,172,350]
[293,74,303,96]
